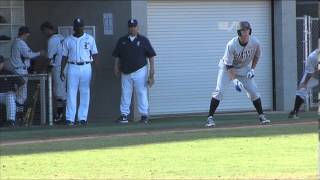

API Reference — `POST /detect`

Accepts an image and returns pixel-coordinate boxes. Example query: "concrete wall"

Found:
[25,0,132,122]
[273,0,298,111]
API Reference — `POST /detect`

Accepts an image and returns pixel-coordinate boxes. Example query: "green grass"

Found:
[0,112,318,179]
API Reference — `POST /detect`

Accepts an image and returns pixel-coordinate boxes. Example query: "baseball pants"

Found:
[120,65,149,116]
[52,65,67,100]
[15,67,28,105]
[296,74,318,99]
[212,69,260,101]
[66,63,92,122]
[0,92,16,121]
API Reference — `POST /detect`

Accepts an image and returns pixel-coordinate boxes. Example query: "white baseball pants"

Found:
[52,65,67,100]
[15,68,28,105]
[120,66,149,116]
[212,69,260,101]
[66,63,92,122]
[296,73,318,99]
[0,92,16,121]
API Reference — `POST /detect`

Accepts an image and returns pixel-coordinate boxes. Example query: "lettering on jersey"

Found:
[233,49,255,66]
[84,42,89,49]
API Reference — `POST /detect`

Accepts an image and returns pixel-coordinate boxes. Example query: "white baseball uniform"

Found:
[213,36,261,101]
[10,38,40,107]
[62,33,98,122]
[296,49,319,99]
[0,92,16,121]
[48,34,66,101]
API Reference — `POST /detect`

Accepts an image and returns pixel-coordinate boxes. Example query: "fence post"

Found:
[40,75,46,125]
[48,73,53,126]
[303,15,312,111]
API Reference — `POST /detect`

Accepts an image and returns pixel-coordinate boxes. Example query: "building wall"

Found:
[25,0,132,122]
[23,0,302,121]
[273,0,298,111]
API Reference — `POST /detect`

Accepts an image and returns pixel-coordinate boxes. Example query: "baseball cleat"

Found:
[259,114,271,125]
[140,115,149,124]
[79,120,87,126]
[7,120,15,128]
[288,111,299,119]
[205,116,216,127]
[116,115,128,124]
[65,120,75,126]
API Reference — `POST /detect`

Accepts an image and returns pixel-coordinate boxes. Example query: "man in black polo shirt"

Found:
[112,19,156,124]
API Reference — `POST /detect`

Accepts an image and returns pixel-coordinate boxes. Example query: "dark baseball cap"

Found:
[73,18,84,27]
[128,19,138,27]
[18,26,30,35]
[40,21,54,31]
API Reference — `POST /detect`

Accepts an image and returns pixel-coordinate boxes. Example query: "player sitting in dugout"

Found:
[0,55,25,127]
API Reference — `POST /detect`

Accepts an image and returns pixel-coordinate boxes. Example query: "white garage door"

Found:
[147,1,272,115]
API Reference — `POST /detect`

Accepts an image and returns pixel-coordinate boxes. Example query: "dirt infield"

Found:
[0,120,316,146]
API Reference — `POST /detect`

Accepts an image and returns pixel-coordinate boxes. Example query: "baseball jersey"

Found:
[48,34,64,66]
[62,33,98,62]
[219,36,261,76]
[304,48,319,74]
[10,38,41,68]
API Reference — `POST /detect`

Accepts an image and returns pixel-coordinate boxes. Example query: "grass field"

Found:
[0,112,318,179]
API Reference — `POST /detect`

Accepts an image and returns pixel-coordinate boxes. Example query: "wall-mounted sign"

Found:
[103,13,113,35]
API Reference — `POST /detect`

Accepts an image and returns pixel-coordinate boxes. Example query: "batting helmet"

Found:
[236,21,252,36]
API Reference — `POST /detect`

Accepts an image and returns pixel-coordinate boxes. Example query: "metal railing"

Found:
[0,73,53,126]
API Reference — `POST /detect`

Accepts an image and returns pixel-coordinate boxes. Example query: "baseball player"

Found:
[10,26,44,123]
[0,56,25,127]
[205,21,271,127]
[112,19,156,124]
[60,18,98,126]
[288,48,319,119]
[40,21,67,123]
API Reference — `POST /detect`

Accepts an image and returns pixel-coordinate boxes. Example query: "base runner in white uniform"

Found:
[40,21,67,123]
[205,21,271,127]
[61,18,98,126]
[288,48,319,119]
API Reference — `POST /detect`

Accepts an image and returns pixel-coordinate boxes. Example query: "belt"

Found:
[68,62,91,65]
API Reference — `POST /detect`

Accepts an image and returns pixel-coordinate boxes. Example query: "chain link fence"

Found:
[0,73,52,127]
[296,15,319,110]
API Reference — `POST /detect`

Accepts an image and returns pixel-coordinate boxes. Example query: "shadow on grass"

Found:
[0,112,317,156]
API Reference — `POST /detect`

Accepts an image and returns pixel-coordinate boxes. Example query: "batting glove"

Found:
[246,69,255,79]
[232,79,244,92]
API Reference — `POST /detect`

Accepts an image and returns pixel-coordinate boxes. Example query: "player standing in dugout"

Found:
[10,26,45,123]
[60,18,98,126]
[40,21,67,124]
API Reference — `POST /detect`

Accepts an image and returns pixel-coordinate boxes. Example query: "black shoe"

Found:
[54,113,65,124]
[79,120,87,126]
[140,115,149,124]
[7,120,15,128]
[65,120,74,126]
[116,115,128,124]
[288,111,299,119]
